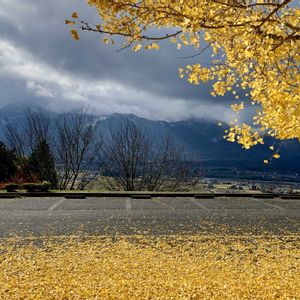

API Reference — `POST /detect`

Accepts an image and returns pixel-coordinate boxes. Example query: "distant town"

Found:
[195,178,300,194]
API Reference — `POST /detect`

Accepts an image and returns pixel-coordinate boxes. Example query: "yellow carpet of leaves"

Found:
[0,235,299,299]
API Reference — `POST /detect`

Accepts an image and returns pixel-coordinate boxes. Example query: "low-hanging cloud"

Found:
[0,0,240,123]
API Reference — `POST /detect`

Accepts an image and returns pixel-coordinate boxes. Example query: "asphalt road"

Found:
[0,196,299,237]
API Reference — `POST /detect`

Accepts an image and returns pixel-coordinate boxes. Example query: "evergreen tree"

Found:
[0,141,17,182]
[28,140,58,188]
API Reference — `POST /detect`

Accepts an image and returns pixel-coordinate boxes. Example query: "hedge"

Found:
[5,183,20,192]
[22,181,52,192]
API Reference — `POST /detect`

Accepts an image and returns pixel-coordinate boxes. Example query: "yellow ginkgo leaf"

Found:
[71,29,79,41]
[1,236,299,298]
[231,102,244,113]
[65,20,75,25]
[147,43,160,50]
[72,12,79,18]
[170,37,177,44]
[132,44,142,52]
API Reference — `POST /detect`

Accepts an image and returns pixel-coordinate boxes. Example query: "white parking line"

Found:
[48,198,65,211]
[153,198,175,210]
[126,199,132,213]
[190,199,210,211]
[252,198,285,210]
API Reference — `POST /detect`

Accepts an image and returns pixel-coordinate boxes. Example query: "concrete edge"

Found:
[0,192,299,199]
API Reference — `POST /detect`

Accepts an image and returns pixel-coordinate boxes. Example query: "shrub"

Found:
[22,183,36,192]
[5,183,20,192]
[40,181,52,192]
[22,181,52,192]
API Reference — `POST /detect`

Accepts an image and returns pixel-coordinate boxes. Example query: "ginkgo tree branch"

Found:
[257,0,292,28]
[66,0,300,161]
[80,21,183,41]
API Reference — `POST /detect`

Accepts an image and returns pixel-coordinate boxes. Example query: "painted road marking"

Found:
[153,198,175,210]
[48,198,66,211]
[252,198,285,210]
[126,199,132,213]
[190,199,210,211]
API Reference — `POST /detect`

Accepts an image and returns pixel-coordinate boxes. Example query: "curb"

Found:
[0,192,299,199]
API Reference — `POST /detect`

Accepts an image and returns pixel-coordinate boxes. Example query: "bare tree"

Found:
[55,108,102,190]
[102,121,151,191]
[102,120,190,191]
[24,109,51,151]
[142,133,190,191]
[4,108,102,190]
[4,109,52,182]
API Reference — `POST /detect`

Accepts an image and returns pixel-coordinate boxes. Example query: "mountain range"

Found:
[0,103,299,175]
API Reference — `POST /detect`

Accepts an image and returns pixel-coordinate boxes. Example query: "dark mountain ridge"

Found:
[0,103,299,175]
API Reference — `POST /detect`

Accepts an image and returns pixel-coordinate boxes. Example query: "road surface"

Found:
[0,196,299,237]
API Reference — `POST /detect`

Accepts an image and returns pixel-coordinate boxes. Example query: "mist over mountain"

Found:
[0,103,299,175]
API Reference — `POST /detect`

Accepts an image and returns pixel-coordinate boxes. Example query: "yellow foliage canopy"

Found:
[67,0,300,150]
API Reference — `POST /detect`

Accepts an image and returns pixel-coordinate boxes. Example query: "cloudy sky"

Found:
[0,0,239,122]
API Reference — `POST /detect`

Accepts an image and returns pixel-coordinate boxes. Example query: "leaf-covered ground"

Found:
[0,235,299,299]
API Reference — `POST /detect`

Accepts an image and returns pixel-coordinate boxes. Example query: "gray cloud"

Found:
[0,0,239,122]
